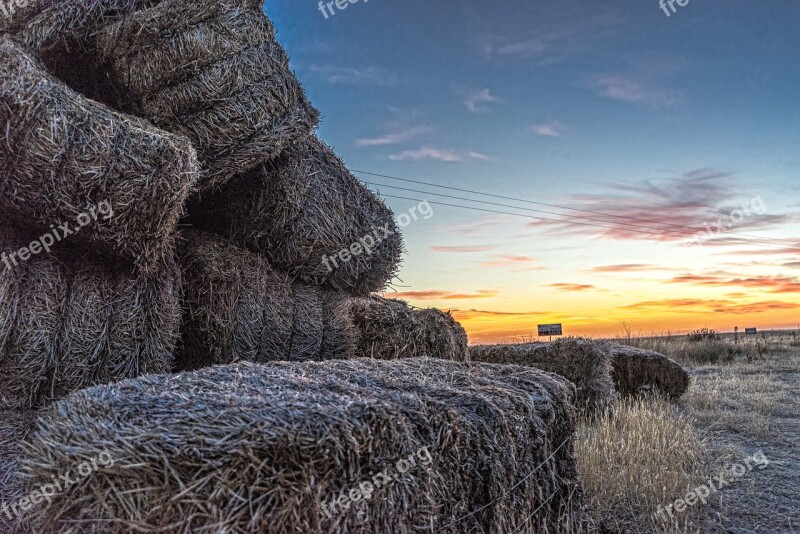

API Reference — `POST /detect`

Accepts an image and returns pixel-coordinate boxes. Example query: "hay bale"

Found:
[0,37,198,272]
[19,358,582,533]
[96,0,319,191]
[470,338,618,410]
[188,137,404,295]
[601,343,690,399]
[0,226,181,412]
[176,231,354,371]
[347,295,469,361]
[0,408,36,508]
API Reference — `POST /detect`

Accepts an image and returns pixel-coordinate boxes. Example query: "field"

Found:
[575,330,800,533]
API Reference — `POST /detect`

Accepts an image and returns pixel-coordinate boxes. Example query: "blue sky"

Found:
[268,0,800,341]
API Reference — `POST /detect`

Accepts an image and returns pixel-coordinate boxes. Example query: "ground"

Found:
[576,331,800,534]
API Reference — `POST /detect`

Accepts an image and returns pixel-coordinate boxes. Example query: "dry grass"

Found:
[575,395,710,533]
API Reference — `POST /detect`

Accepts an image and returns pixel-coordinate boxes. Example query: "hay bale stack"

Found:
[0,226,181,412]
[19,358,582,533]
[602,343,690,399]
[189,137,404,295]
[96,0,319,191]
[348,295,469,361]
[470,338,618,409]
[176,231,355,371]
[0,37,198,272]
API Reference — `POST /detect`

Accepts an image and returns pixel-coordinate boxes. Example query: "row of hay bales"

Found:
[470,338,691,409]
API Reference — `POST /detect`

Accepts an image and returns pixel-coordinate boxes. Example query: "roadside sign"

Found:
[745,328,758,335]
[538,324,563,337]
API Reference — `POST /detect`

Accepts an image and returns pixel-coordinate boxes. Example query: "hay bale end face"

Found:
[470,337,618,410]
[602,343,691,399]
[176,231,355,371]
[349,295,469,361]
[96,0,319,191]
[188,137,404,295]
[20,358,582,533]
[0,37,198,272]
[0,226,181,413]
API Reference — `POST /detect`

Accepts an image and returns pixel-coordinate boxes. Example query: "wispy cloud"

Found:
[532,120,566,137]
[481,254,541,270]
[589,263,678,273]
[668,273,800,293]
[310,65,399,86]
[356,126,431,147]
[451,309,550,320]
[384,289,498,300]
[547,283,597,291]
[431,245,497,253]
[389,147,491,163]
[462,88,500,113]
[593,75,682,108]
[622,298,800,315]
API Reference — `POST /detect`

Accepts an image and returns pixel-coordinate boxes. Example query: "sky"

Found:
[268,0,800,344]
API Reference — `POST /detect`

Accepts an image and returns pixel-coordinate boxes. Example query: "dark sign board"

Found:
[745,328,758,335]
[538,324,563,336]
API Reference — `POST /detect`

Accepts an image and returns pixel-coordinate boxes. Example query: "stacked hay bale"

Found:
[186,137,404,294]
[348,295,469,361]
[19,358,583,533]
[470,337,618,410]
[95,0,320,191]
[0,36,196,505]
[176,231,355,371]
[600,343,691,399]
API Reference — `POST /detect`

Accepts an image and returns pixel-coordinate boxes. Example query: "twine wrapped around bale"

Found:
[470,337,618,410]
[0,226,181,413]
[188,137,404,295]
[176,231,355,371]
[96,0,319,191]
[348,295,469,361]
[0,37,198,272]
[19,358,582,533]
[601,343,690,399]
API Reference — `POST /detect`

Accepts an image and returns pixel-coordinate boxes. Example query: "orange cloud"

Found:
[481,254,539,269]
[546,283,596,291]
[669,274,800,293]
[384,289,498,300]
[589,263,676,273]
[622,298,800,314]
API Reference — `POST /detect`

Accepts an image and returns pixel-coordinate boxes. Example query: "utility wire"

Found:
[355,169,799,248]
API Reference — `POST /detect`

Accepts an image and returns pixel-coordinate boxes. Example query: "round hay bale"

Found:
[0,408,36,510]
[19,358,582,533]
[96,0,319,191]
[175,231,355,371]
[187,137,404,295]
[0,37,198,273]
[348,295,469,361]
[601,343,691,399]
[470,337,618,410]
[0,226,181,412]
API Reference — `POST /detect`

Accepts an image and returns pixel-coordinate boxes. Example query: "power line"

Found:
[355,169,799,248]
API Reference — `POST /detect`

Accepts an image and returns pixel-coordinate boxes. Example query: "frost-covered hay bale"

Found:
[176,231,354,371]
[347,295,469,361]
[20,358,582,533]
[0,227,181,412]
[470,337,618,409]
[188,137,403,295]
[0,37,198,272]
[602,343,691,399]
[96,0,319,190]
